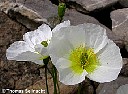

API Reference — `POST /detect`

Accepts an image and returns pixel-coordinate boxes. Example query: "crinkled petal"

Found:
[81,23,108,53]
[12,51,40,61]
[6,41,44,65]
[53,25,86,48]
[98,40,122,68]
[48,34,73,65]
[116,84,128,94]
[87,66,121,83]
[37,24,52,42]
[67,25,86,47]
[52,20,70,33]
[56,58,72,69]
[55,58,88,85]
[8,50,44,65]
[54,23,108,51]
[59,68,87,85]
[23,24,52,47]
[6,41,34,60]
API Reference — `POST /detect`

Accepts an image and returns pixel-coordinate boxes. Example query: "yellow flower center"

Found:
[69,45,100,74]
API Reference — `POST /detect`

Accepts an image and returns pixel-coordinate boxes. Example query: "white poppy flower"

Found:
[6,21,70,65]
[48,23,123,85]
[117,84,128,94]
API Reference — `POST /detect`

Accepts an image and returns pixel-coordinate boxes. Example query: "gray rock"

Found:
[0,11,28,47]
[96,77,128,94]
[120,58,128,77]
[0,11,42,89]
[0,0,58,30]
[16,0,58,19]
[0,0,16,3]
[0,2,48,30]
[24,78,78,94]
[111,8,128,50]
[63,9,99,25]
[0,0,58,19]
[63,0,118,12]
[126,45,128,52]
[119,0,128,7]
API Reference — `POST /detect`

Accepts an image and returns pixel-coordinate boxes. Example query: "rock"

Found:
[24,76,95,94]
[0,2,48,30]
[120,58,128,77]
[0,0,58,30]
[0,11,41,89]
[63,0,118,12]
[0,0,16,3]
[80,80,94,94]
[0,11,28,52]
[0,0,58,19]
[119,0,128,7]
[111,8,128,50]
[96,77,128,94]
[126,45,128,52]
[16,0,58,19]
[63,9,99,25]
[24,77,78,94]
[63,9,124,48]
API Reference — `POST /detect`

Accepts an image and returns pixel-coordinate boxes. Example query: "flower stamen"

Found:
[69,45,99,74]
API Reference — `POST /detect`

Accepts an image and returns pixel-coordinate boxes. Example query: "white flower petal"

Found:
[48,35,73,65]
[87,66,121,83]
[6,41,34,60]
[32,59,44,65]
[23,24,52,47]
[98,40,122,68]
[55,58,71,69]
[6,41,44,65]
[55,58,87,85]
[56,58,72,69]
[81,23,108,53]
[13,51,40,61]
[23,31,39,48]
[117,84,128,94]
[67,25,86,47]
[37,24,52,41]
[7,50,43,65]
[52,20,70,33]
[58,68,87,85]
[55,23,108,50]
[35,44,49,56]
[53,25,86,48]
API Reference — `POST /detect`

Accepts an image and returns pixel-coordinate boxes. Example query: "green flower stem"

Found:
[53,65,60,94]
[56,76,60,94]
[45,64,49,94]
[46,64,60,94]
[46,67,54,77]
[43,57,50,94]
[77,83,82,94]
[52,65,58,94]
[43,57,60,94]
